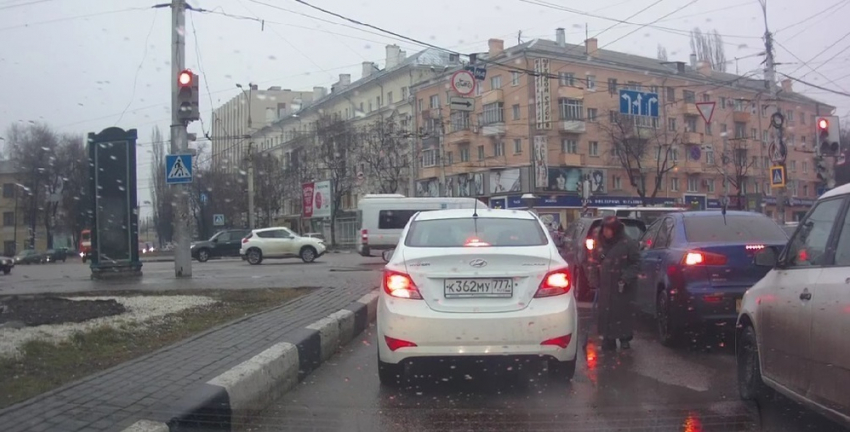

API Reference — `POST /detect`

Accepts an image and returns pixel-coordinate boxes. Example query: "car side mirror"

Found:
[754,248,778,267]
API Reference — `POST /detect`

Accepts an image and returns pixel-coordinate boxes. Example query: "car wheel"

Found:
[300,246,317,263]
[3,267,9,275]
[656,289,680,347]
[247,249,263,265]
[548,358,576,381]
[737,325,768,400]
[197,248,210,263]
[81,256,87,263]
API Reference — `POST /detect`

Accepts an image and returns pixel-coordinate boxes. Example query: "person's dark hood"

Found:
[600,215,625,243]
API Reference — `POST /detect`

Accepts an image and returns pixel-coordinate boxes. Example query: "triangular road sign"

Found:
[695,102,716,124]
[169,157,190,179]
[165,154,193,184]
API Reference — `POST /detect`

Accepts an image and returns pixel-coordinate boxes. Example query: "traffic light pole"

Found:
[762,2,786,224]
[171,0,192,277]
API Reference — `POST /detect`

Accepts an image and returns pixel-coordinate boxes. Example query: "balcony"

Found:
[556,153,585,166]
[559,119,586,134]
[733,110,751,123]
[418,165,441,179]
[481,123,506,137]
[681,103,701,116]
[481,89,503,105]
[557,86,584,99]
[682,131,704,145]
[445,129,474,146]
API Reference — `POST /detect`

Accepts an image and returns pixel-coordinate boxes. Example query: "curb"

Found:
[121,289,379,432]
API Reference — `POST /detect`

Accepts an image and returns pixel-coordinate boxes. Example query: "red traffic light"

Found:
[178,70,193,87]
[817,118,829,130]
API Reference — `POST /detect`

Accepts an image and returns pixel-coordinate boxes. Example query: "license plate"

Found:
[736,299,742,313]
[444,278,513,298]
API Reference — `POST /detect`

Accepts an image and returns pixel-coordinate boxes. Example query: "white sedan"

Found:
[377,208,578,385]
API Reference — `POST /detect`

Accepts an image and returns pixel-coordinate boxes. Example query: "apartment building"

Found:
[0,160,47,256]
[210,86,313,170]
[251,44,459,219]
[411,30,834,225]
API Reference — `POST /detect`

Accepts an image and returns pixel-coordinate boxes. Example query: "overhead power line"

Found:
[779,73,850,98]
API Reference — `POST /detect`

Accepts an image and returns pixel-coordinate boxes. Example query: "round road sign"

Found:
[450,70,476,96]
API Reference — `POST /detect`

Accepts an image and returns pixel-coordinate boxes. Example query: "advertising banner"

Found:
[302,182,315,217]
[302,180,333,218]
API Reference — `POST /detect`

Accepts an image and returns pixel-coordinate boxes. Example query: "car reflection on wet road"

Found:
[250,308,845,432]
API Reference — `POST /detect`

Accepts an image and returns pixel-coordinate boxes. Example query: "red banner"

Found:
[302,182,315,218]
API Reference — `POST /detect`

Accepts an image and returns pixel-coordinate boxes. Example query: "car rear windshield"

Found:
[684,215,788,243]
[405,217,548,247]
[588,220,645,240]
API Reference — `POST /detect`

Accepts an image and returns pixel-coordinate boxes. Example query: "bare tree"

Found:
[712,139,756,209]
[357,113,412,194]
[253,153,286,227]
[55,134,89,248]
[690,27,727,72]
[314,115,360,246]
[149,127,174,246]
[657,44,668,61]
[600,114,678,204]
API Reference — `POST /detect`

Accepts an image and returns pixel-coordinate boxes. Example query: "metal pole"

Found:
[171,0,192,277]
[761,0,786,224]
[246,87,255,229]
[722,133,730,208]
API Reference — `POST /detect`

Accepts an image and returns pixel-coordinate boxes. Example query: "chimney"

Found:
[398,50,407,64]
[689,53,697,67]
[585,38,598,57]
[556,28,566,47]
[340,74,351,86]
[362,61,375,79]
[312,86,327,100]
[385,44,401,69]
[781,78,793,93]
[697,61,711,76]
[675,61,685,73]
[488,38,504,57]
[250,84,259,91]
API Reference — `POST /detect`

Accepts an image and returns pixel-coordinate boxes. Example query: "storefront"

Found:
[491,194,678,229]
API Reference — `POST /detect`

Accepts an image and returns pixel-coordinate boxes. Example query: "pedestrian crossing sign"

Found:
[165,154,193,185]
[770,165,786,188]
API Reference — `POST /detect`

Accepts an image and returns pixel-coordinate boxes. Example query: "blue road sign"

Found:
[464,65,487,81]
[816,186,828,197]
[213,214,225,226]
[200,193,208,204]
[770,165,786,188]
[165,154,193,185]
[618,89,660,117]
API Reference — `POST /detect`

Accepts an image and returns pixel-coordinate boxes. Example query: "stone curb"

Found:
[120,290,379,432]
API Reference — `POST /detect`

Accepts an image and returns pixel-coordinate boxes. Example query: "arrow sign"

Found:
[449,97,474,112]
[619,89,659,117]
[695,101,716,124]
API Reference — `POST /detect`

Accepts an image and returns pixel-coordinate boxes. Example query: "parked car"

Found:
[240,227,327,265]
[191,229,251,262]
[44,248,68,263]
[14,249,45,265]
[561,216,647,300]
[377,208,578,386]
[0,256,14,274]
[737,184,850,429]
[635,211,787,346]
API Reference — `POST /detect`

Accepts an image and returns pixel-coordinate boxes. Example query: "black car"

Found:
[44,248,69,263]
[190,229,251,262]
[562,216,647,300]
[14,249,45,265]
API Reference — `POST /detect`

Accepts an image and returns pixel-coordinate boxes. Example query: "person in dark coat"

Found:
[587,216,641,351]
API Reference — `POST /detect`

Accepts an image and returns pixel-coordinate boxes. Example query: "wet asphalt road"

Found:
[250,308,846,432]
[0,253,383,295]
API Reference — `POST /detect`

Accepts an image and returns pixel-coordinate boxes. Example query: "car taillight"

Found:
[464,237,491,247]
[242,235,251,244]
[683,251,727,266]
[534,268,571,298]
[361,229,368,243]
[383,270,422,299]
[585,238,595,250]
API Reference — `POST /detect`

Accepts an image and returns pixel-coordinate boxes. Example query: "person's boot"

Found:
[601,338,617,352]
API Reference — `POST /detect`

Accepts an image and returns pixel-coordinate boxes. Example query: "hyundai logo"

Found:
[469,259,487,268]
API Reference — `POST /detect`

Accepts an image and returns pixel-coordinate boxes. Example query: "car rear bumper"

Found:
[377,294,578,364]
[673,284,750,331]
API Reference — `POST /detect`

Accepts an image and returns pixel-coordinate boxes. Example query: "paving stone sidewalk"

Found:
[0,281,378,432]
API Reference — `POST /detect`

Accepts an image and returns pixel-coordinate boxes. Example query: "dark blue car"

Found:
[635,211,789,346]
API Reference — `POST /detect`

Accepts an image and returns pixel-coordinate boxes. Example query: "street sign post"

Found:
[770,165,786,188]
[165,154,193,185]
[450,70,476,96]
[618,89,659,117]
[695,101,716,123]
[213,214,225,226]
[449,96,474,111]
[464,65,487,81]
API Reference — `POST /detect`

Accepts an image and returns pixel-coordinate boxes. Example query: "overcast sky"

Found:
[1,0,848,208]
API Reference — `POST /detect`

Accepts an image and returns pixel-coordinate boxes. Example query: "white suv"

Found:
[240,227,327,264]
[737,183,850,428]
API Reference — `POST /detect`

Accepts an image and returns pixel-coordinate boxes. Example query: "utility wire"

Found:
[785,28,850,77]
[115,8,159,126]
[0,7,151,32]
[0,0,53,11]
[779,73,850,98]
[774,40,849,94]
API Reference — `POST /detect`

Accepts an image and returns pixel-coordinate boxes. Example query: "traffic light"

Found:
[816,156,828,182]
[176,69,200,123]
[816,115,840,156]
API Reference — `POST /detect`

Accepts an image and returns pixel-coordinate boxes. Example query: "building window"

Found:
[707,179,715,192]
[670,177,679,192]
[589,141,599,156]
[790,160,797,172]
[460,145,470,162]
[803,161,808,173]
[513,138,522,154]
[482,102,504,124]
[3,241,13,257]
[587,108,598,122]
[558,98,583,120]
[475,80,483,96]
[446,151,453,165]
[558,72,575,86]
[376,95,382,108]
[608,78,617,94]
[3,212,13,226]
[705,122,713,135]
[803,183,808,197]
[450,111,470,132]
[720,97,727,109]
[490,75,502,90]
[671,147,679,162]
[666,87,675,102]
[702,94,711,102]
[421,149,437,167]
[494,141,505,157]
[586,75,596,90]
[613,176,622,190]
[429,95,439,109]
[417,98,423,112]
[734,122,747,139]
[561,139,577,154]
[668,118,677,131]
[683,90,696,103]
[477,145,485,161]
[368,101,373,112]
[687,177,699,192]
[626,81,641,91]
[2,184,13,198]
[387,92,393,104]
[512,104,521,120]
[511,71,520,86]
[685,116,697,132]
[401,87,408,100]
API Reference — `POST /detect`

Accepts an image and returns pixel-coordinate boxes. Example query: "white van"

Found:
[357,195,487,256]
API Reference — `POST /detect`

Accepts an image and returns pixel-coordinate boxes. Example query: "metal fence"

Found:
[332,216,359,249]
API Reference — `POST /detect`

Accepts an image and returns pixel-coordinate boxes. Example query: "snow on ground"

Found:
[0,295,217,358]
